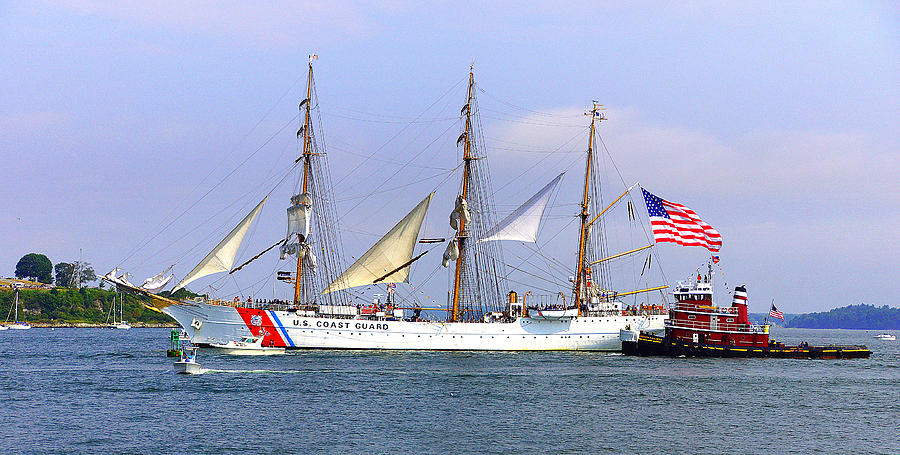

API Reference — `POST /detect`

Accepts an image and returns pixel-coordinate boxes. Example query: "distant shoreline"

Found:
[12,322,179,328]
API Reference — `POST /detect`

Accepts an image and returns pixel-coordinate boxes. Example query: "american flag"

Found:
[769,303,784,320]
[641,188,722,252]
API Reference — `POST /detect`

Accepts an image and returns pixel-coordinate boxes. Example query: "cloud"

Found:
[487,106,899,204]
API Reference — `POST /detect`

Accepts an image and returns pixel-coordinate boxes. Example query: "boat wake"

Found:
[200,368,311,374]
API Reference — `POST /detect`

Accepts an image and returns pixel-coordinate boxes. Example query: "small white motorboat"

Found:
[527,307,579,320]
[619,328,640,343]
[174,346,203,374]
[209,335,285,355]
[873,334,896,341]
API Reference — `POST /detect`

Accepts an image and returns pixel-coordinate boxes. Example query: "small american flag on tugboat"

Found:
[769,303,784,320]
[641,188,722,252]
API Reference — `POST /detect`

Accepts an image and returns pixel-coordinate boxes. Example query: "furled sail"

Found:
[322,193,433,294]
[141,265,174,292]
[280,192,312,259]
[103,268,122,282]
[441,240,459,268]
[172,197,268,292]
[116,272,134,288]
[449,196,470,231]
[479,172,564,243]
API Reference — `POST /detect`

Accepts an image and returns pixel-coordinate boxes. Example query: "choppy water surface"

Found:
[1,328,897,454]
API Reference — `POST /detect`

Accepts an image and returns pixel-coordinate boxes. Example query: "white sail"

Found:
[104,268,122,282]
[117,272,135,287]
[173,197,268,292]
[141,274,173,292]
[479,172,564,243]
[141,265,174,291]
[323,193,433,294]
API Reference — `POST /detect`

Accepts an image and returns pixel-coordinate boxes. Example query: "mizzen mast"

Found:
[574,102,605,312]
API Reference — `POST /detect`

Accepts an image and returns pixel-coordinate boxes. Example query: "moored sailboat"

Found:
[3,287,31,330]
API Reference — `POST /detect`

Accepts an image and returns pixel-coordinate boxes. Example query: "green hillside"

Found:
[787,304,900,330]
[0,287,175,326]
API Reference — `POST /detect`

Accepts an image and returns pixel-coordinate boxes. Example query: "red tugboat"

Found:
[621,264,870,359]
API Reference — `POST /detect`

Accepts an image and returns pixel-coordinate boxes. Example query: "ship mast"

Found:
[450,65,475,322]
[294,60,314,305]
[574,102,604,312]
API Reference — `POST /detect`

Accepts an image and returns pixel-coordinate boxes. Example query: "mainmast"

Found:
[450,66,475,322]
[574,102,605,311]
[294,60,315,305]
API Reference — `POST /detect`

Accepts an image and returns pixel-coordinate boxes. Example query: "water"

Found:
[1,328,897,454]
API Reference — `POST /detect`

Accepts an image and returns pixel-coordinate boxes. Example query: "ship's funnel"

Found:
[732,285,749,324]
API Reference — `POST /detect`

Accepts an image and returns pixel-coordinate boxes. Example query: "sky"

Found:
[1,1,898,313]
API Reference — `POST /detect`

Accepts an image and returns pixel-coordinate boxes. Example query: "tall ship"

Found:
[105,60,673,350]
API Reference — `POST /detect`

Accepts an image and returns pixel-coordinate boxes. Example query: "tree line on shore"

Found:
[787,304,900,330]
[5,252,180,325]
[0,287,174,325]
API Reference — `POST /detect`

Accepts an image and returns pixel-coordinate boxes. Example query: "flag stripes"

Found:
[641,188,722,252]
[769,304,784,320]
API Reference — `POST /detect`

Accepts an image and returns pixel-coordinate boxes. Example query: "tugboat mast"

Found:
[450,65,475,322]
[574,102,604,312]
[294,59,315,305]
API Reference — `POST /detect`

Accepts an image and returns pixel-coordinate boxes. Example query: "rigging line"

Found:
[490,145,584,155]
[515,216,579,271]
[143,159,302,267]
[492,126,589,193]
[118,78,305,265]
[327,104,460,121]
[595,133,669,286]
[118,113,300,266]
[335,168,456,203]
[479,88,584,118]
[505,276,558,294]
[329,145,454,171]
[338,121,460,221]
[321,111,457,124]
[172,127,300,266]
[332,75,466,188]
[480,115,585,128]
[506,263,566,287]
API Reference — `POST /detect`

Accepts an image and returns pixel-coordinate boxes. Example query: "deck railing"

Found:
[671,303,739,315]
[666,318,767,334]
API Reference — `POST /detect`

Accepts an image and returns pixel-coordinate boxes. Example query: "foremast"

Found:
[280,56,348,307]
[294,61,314,305]
[574,102,605,312]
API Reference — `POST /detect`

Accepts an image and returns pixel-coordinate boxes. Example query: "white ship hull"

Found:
[164,302,665,351]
